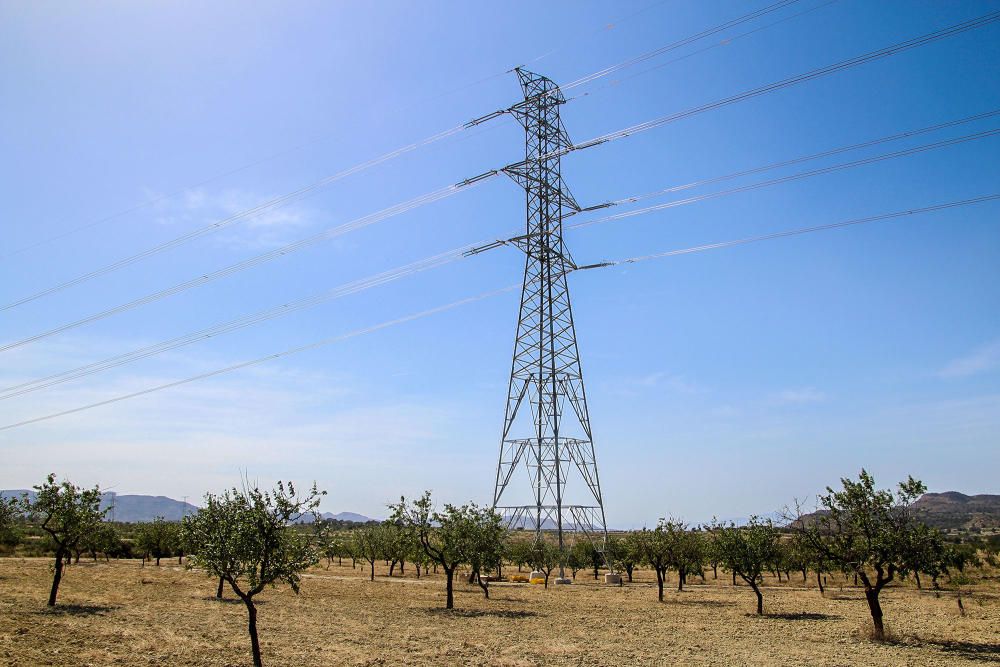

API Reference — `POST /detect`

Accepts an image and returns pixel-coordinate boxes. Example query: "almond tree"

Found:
[136,516,180,566]
[528,538,561,588]
[184,481,323,667]
[608,531,644,583]
[712,517,780,615]
[21,474,107,606]
[0,496,21,549]
[352,523,387,581]
[390,492,505,608]
[791,470,944,639]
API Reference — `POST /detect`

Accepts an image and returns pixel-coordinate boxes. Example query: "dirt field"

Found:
[1,558,997,666]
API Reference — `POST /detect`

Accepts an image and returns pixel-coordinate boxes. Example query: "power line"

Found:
[558,0,804,92]
[567,128,1000,231]
[1,124,472,310]
[9,192,997,432]
[571,109,1000,214]
[3,2,808,308]
[570,0,839,100]
[7,10,995,351]
[0,245,478,400]
[8,113,996,397]
[0,285,518,432]
[569,9,1000,152]
[0,177,495,353]
[576,194,1000,271]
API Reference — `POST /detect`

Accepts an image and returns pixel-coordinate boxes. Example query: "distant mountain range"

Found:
[0,490,374,524]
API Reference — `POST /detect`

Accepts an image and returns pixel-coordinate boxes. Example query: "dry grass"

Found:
[1,558,998,666]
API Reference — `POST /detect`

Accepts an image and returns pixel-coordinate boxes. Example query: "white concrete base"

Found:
[529,570,545,580]
[604,573,622,585]
[554,577,572,585]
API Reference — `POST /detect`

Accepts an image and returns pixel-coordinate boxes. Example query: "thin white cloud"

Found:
[939,339,1000,379]
[772,387,827,405]
[143,186,315,248]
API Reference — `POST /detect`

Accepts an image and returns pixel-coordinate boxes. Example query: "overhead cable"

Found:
[0,285,518,432]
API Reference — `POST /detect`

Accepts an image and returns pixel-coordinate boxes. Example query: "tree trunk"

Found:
[914,572,922,589]
[48,549,65,606]
[369,560,375,582]
[217,577,225,599]
[677,568,684,592]
[389,561,396,577]
[445,568,455,609]
[478,576,490,599]
[244,598,263,667]
[156,556,161,566]
[712,564,718,579]
[750,582,763,615]
[415,563,421,579]
[864,588,885,640]
[467,570,477,584]
[626,564,634,582]
[732,571,737,586]
[656,568,664,602]
[816,571,824,594]
[593,565,599,580]
[801,569,807,583]
[400,560,405,574]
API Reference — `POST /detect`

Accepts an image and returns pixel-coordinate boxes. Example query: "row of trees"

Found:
[4,470,993,662]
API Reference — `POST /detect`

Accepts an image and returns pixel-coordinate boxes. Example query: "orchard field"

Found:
[1,556,997,666]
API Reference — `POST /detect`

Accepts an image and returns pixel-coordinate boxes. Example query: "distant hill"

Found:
[2,489,374,524]
[790,492,1000,531]
[911,492,1000,530]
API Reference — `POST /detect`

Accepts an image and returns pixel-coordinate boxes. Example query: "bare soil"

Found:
[1,558,997,666]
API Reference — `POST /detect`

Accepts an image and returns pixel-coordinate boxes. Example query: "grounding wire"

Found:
[565,10,1000,153]
[557,0,804,92]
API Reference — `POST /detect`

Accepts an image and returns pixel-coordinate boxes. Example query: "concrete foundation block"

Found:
[604,573,622,585]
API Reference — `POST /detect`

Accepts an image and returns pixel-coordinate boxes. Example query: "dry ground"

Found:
[1,558,998,666]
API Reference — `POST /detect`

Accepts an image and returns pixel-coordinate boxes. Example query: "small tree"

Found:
[460,505,507,598]
[528,539,561,588]
[352,523,386,581]
[390,492,504,608]
[184,481,323,667]
[713,517,780,615]
[391,493,461,607]
[0,496,22,550]
[136,516,180,566]
[640,519,703,599]
[791,470,944,640]
[607,533,642,582]
[21,474,106,606]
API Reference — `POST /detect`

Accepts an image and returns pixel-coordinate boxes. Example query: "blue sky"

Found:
[1,0,998,527]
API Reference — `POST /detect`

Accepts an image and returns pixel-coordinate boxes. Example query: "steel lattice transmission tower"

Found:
[488,69,608,561]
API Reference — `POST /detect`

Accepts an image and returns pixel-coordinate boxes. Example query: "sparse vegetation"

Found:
[19,473,107,606]
[183,481,324,667]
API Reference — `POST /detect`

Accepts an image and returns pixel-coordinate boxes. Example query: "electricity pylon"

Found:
[471,69,608,573]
